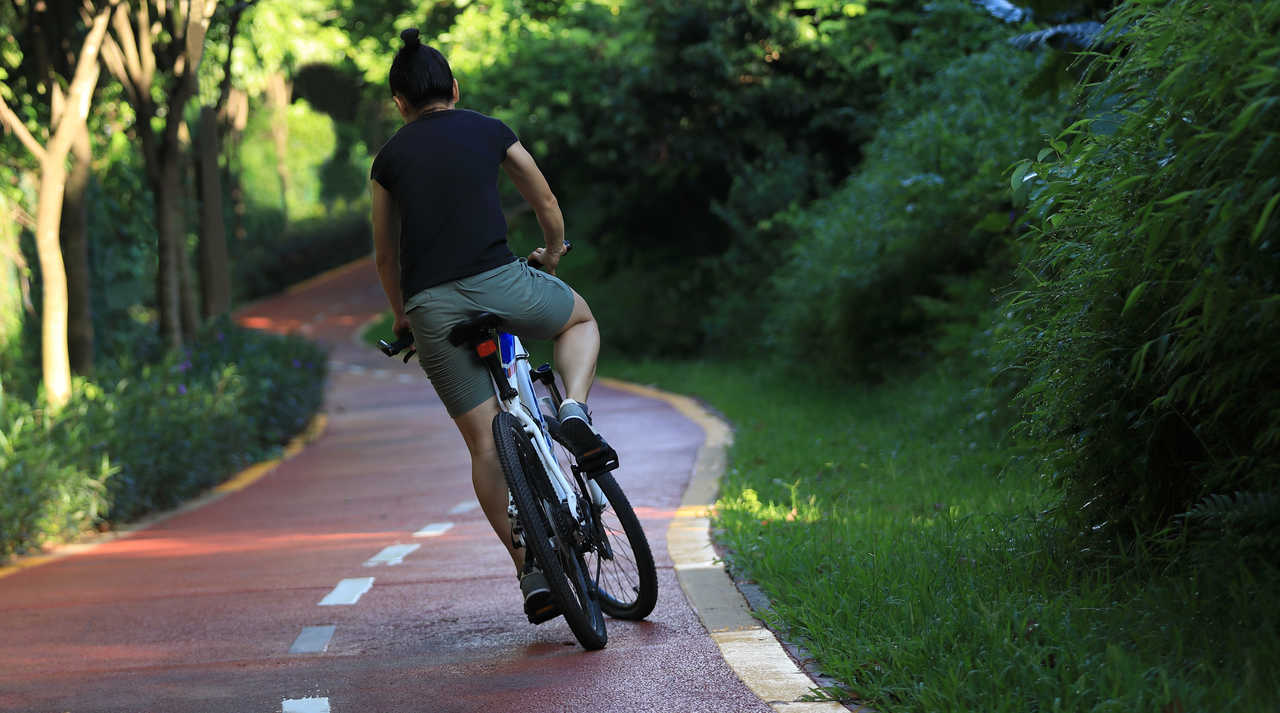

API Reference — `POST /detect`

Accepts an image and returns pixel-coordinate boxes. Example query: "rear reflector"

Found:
[476,340,497,357]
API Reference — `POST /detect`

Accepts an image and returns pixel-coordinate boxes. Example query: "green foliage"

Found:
[1005,0,1280,551]
[433,0,928,353]
[233,212,371,301]
[765,41,1068,375]
[0,320,326,558]
[0,403,113,561]
[238,98,355,219]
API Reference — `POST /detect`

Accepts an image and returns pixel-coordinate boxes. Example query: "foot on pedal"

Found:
[557,399,619,473]
[520,562,559,624]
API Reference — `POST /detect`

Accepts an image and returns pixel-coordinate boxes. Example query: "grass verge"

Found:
[605,357,1278,713]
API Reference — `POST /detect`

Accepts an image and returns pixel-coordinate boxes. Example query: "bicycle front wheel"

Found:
[585,471,658,620]
[493,412,607,650]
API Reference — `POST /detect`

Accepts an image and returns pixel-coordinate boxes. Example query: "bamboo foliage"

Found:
[1006,0,1280,550]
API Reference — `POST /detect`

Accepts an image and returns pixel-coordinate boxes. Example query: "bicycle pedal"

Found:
[526,602,560,625]
[576,444,620,477]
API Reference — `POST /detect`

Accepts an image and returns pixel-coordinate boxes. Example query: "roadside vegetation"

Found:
[3,0,1276,710]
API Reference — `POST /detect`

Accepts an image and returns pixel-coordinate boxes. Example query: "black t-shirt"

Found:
[370,109,519,299]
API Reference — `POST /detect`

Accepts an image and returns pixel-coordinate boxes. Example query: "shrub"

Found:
[0,320,326,558]
[765,40,1068,375]
[1004,0,1280,554]
[0,399,113,561]
[233,211,370,302]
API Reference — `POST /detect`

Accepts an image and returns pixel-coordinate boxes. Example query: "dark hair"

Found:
[389,28,454,108]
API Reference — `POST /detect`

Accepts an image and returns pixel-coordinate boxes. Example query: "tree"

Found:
[193,1,254,319]
[0,2,114,409]
[100,0,219,349]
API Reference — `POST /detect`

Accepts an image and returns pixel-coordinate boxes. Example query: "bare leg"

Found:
[452,396,523,574]
[553,290,599,403]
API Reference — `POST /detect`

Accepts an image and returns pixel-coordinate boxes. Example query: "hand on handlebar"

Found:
[393,314,412,339]
[527,240,572,275]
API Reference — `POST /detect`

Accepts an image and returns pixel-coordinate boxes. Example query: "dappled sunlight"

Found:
[629,505,679,521]
[103,530,410,560]
[237,315,305,333]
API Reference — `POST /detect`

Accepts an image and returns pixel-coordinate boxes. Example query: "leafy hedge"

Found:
[764,40,1068,375]
[0,319,326,560]
[1005,0,1280,554]
[233,211,371,302]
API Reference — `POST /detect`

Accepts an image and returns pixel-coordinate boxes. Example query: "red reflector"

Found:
[476,340,497,358]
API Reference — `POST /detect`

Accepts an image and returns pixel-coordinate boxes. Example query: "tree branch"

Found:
[214,0,254,113]
[109,1,145,87]
[49,0,113,156]
[0,95,47,162]
[137,0,155,87]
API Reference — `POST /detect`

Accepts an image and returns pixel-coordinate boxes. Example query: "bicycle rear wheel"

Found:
[493,412,607,650]
[584,471,658,620]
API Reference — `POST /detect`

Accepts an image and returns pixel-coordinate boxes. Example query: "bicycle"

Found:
[378,285,658,650]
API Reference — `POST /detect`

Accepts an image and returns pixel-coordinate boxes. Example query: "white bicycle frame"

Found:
[494,332,605,525]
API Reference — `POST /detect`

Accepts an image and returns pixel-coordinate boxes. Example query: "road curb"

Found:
[598,377,850,713]
[0,414,328,582]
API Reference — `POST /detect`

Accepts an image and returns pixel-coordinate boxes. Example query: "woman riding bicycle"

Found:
[369,28,607,622]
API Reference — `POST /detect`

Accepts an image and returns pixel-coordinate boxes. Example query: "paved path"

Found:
[0,260,773,713]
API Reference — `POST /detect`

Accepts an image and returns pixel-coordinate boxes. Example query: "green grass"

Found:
[604,357,1279,713]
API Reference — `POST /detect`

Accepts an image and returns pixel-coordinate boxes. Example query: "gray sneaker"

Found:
[557,400,607,458]
[520,562,557,624]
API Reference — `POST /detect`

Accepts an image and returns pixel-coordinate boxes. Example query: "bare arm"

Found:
[502,141,566,272]
[370,178,410,335]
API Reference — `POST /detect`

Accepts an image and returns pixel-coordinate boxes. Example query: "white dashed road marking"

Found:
[363,544,419,567]
[448,499,480,515]
[414,522,454,537]
[282,697,330,713]
[318,577,375,606]
[288,625,336,654]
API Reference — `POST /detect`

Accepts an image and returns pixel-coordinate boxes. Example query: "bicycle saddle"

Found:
[447,312,505,347]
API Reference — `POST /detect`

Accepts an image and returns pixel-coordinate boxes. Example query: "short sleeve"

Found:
[492,117,518,158]
[370,141,393,187]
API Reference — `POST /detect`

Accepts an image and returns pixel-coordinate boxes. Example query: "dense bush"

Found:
[764,38,1068,375]
[233,211,371,302]
[0,320,326,560]
[1005,0,1280,554]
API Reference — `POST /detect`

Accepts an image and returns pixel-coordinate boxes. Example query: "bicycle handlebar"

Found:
[377,241,571,361]
[378,333,416,362]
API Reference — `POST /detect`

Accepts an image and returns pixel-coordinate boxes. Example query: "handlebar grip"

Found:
[378,333,414,357]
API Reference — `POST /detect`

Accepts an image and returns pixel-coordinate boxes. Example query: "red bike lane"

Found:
[0,259,774,713]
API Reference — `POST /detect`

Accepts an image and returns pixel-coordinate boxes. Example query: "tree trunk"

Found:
[36,156,72,407]
[176,124,200,340]
[154,159,184,349]
[265,72,291,222]
[61,123,94,375]
[196,106,230,318]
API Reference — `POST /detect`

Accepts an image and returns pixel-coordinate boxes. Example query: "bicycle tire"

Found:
[584,471,658,620]
[493,412,607,650]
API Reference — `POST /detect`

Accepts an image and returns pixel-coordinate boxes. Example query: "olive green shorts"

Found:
[404,259,575,418]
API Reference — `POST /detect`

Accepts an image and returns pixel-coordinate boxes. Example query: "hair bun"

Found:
[400,28,421,48]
